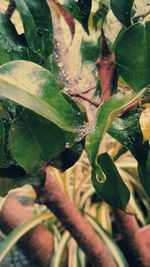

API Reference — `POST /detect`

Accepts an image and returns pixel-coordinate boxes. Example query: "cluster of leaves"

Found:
[0,0,150,213]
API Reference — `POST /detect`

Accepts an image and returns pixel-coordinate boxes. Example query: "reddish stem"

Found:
[113,207,150,267]
[35,169,116,267]
[0,195,54,267]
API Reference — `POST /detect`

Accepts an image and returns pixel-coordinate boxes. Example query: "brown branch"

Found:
[0,195,54,267]
[35,169,116,267]
[68,92,99,107]
[5,0,16,19]
[82,86,96,94]
[113,207,150,267]
[120,95,150,116]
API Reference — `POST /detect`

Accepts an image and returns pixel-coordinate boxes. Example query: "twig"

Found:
[68,92,99,107]
[5,0,16,19]
[82,86,96,94]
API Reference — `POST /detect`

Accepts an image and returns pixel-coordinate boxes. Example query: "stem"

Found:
[96,29,119,104]
[113,207,150,267]
[0,195,53,267]
[68,92,99,107]
[82,86,96,94]
[5,0,16,19]
[35,169,116,267]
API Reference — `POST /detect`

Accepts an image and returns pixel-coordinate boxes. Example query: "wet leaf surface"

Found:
[15,0,54,59]
[0,13,29,65]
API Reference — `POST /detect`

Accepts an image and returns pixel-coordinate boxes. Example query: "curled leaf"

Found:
[139,107,150,141]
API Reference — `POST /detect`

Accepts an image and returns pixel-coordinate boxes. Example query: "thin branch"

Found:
[68,92,99,107]
[82,86,96,94]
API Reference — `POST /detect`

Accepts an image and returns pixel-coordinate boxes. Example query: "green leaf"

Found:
[9,109,72,175]
[115,21,150,91]
[0,211,51,263]
[63,0,92,33]
[108,109,150,197]
[110,0,134,27]
[51,141,83,171]
[108,109,148,163]
[52,231,70,267]
[80,39,101,64]
[0,13,29,65]
[92,3,108,30]
[14,0,54,59]
[78,0,92,33]
[85,214,129,267]
[0,60,85,132]
[92,153,130,210]
[85,89,146,185]
[77,247,87,267]
[0,105,16,168]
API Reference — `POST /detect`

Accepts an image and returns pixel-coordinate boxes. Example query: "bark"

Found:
[35,169,116,267]
[0,195,54,267]
[113,207,150,267]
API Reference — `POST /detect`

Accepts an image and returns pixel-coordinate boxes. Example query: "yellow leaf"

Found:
[139,107,150,141]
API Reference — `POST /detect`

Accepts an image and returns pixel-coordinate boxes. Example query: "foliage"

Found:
[0,0,150,223]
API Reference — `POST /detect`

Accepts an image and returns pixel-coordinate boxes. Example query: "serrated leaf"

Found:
[0,13,29,65]
[86,90,146,185]
[139,108,150,141]
[0,60,85,132]
[110,0,134,27]
[9,109,72,175]
[115,21,150,91]
[92,153,130,210]
[14,0,54,59]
